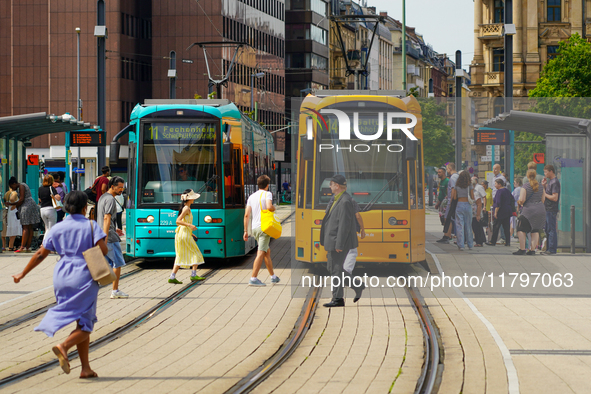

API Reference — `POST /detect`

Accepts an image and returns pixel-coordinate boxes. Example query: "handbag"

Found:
[259,192,282,239]
[50,187,64,210]
[83,220,116,286]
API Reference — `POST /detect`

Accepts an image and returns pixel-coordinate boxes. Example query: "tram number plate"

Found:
[160,212,177,226]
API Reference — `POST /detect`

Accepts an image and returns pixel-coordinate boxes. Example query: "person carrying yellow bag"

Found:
[243,175,280,287]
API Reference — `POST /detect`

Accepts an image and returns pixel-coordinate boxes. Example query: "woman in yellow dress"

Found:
[168,189,205,284]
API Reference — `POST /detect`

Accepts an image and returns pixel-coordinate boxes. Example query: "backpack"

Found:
[84,177,102,203]
[509,191,517,216]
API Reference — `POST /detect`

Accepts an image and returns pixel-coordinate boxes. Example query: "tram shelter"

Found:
[0,112,100,228]
[479,110,591,252]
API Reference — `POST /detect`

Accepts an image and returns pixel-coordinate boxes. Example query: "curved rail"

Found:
[226,283,321,394]
[406,286,441,394]
[0,267,216,388]
[0,267,144,333]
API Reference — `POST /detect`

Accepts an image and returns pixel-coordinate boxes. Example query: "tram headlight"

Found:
[204,215,213,223]
[388,217,408,226]
[147,215,155,223]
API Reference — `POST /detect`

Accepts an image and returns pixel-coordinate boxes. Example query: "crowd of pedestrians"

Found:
[8,157,563,379]
[435,162,561,256]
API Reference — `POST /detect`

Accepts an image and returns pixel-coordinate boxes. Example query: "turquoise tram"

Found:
[112,99,275,259]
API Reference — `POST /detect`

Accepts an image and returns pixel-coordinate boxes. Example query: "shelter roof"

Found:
[478,110,591,137]
[0,112,99,142]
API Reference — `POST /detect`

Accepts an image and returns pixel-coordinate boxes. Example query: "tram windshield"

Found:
[314,101,409,210]
[139,122,219,205]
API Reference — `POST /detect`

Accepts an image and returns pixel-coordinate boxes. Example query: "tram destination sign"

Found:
[474,129,509,145]
[69,131,106,147]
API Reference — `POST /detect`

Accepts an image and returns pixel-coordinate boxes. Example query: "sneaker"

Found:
[541,251,556,256]
[271,276,281,284]
[249,278,266,287]
[458,248,464,251]
[513,249,527,255]
[526,250,536,256]
[436,236,450,244]
[168,278,183,284]
[110,290,129,299]
[190,275,205,282]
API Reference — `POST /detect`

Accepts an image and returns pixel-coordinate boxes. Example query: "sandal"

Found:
[80,371,99,379]
[52,345,70,374]
[14,248,24,253]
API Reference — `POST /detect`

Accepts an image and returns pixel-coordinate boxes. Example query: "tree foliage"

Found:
[513,132,545,177]
[529,33,591,98]
[513,33,591,175]
[419,98,455,168]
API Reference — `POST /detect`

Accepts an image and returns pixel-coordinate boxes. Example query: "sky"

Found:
[369,0,475,69]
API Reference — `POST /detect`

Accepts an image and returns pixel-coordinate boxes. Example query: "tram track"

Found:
[0,212,296,388]
[0,266,144,333]
[406,285,442,394]
[0,265,218,388]
[226,282,321,394]
[223,267,442,393]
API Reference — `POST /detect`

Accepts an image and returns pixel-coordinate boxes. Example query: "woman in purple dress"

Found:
[12,191,108,378]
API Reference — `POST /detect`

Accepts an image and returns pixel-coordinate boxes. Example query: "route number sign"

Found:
[70,131,106,147]
[474,130,509,145]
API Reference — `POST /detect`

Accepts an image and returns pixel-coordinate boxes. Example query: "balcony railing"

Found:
[478,23,503,39]
[484,71,504,85]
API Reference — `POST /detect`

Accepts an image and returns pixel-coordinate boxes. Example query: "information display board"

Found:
[69,131,106,147]
[474,129,509,145]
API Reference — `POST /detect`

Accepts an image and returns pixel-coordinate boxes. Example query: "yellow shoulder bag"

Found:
[259,192,282,239]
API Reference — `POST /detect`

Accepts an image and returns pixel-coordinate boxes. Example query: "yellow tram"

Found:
[294,92,425,264]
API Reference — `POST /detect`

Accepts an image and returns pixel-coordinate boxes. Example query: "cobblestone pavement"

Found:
[3,207,591,393]
[422,209,591,394]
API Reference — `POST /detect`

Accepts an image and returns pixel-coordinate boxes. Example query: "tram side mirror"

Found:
[303,139,314,161]
[223,142,232,164]
[109,141,120,165]
[405,139,417,160]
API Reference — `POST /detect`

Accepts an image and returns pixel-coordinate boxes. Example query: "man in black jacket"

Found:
[320,175,364,307]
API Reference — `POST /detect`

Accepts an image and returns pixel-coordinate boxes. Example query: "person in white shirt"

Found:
[491,164,507,199]
[243,175,279,286]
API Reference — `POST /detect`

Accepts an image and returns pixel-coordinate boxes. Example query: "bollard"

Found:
[428,175,433,207]
[571,205,575,254]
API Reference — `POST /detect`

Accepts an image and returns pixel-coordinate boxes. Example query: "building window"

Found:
[286,53,310,68]
[493,0,504,23]
[493,97,504,116]
[547,45,559,60]
[310,0,327,16]
[286,24,327,45]
[492,48,504,72]
[547,0,561,22]
[311,54,328,70]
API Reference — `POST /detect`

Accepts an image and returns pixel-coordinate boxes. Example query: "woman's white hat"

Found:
[181,190,201,201]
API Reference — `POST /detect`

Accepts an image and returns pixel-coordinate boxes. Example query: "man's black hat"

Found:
[330,174,347,186]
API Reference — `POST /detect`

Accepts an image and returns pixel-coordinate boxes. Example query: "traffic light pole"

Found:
[504,0,514,188]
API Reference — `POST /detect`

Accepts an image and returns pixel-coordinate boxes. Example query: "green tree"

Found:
[513,132,545,177]
[513,33,591,175]
[419,98,455,168]
[529,33,591,98]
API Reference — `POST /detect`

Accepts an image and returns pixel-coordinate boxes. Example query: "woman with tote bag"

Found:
[12,191,108,379]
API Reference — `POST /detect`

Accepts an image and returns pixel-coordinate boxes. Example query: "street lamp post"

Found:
[251,72,265,121]
[76,27,82,190]
[402,0,406,91]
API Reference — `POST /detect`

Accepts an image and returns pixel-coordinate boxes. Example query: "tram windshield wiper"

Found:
[361,172,402,212]
[195,174,219,194]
